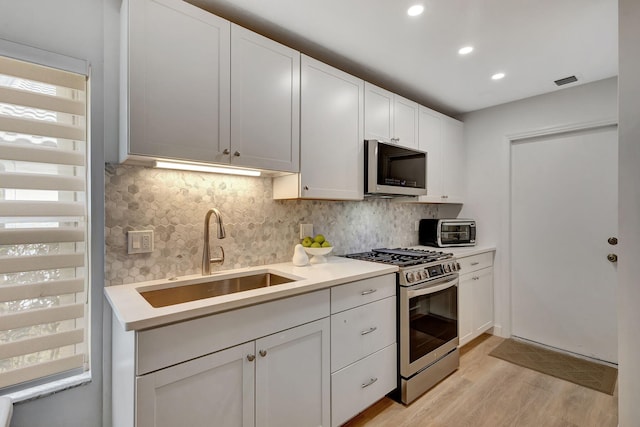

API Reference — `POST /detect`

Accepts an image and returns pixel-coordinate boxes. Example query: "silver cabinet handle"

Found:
[247,354,255,362]
[361,377,378,388]
[259,349,267,357]
[223,149,230,155]
[470,262,479,266]
[360,327,378,335]
[472,276,480,280]
[234,151,240,157]
[361,289,377,296]
[607,254,618,263]
[608,237,618,245]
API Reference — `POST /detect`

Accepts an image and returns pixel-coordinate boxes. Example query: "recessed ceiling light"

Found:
[491,72,506,80]
[407,5,424,16]
[458,46,474,55]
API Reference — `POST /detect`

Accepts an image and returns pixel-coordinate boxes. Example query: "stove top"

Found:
[343,247,454,267]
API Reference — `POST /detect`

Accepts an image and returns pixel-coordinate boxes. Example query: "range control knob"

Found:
[406,272,415,283]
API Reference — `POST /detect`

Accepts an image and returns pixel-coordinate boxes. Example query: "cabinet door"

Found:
[418,106,443,200]
[393,95,419,148]
[255,318,330,427]
[441,116,466,203]
[473,267,494,335]
[298,55,364,200]
[231,24,300,172]
[136,342,254,427]
[125,0,231,162]
[458,273,474,347]
[364,82,394,143]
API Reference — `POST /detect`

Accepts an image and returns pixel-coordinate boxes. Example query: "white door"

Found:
[511,124,618,363]
[255,318,330,427]
[136,342,255,427]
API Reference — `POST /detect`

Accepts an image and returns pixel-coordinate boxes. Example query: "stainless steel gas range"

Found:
[344,248,460,404]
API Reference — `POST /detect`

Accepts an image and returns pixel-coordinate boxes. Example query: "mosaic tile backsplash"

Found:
[104,164,439,286]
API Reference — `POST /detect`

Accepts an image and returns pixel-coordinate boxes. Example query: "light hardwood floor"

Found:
[344,334,618,427]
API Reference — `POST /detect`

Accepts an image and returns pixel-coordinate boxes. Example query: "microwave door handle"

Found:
[407,278,458,299]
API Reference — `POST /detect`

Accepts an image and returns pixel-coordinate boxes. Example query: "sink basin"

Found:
[139,272,296,308]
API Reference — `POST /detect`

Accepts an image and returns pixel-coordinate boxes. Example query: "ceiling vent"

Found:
[554,75,578,86]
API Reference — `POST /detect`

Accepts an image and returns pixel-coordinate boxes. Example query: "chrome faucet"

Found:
[202,208,226,275]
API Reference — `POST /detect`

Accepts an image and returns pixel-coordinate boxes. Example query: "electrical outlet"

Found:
[299,223,313,239]
[128,230,154,254]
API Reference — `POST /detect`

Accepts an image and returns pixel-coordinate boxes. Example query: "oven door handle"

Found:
[407,277,458,299]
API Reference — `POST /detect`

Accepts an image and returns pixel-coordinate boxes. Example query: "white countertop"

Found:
[104,256,397,331]
[411,245,496,258]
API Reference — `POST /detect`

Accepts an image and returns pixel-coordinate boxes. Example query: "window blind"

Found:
[0,55,88,389]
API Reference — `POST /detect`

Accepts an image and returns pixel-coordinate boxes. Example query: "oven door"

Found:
[399,275,459,378]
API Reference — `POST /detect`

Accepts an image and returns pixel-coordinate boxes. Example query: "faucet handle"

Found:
[209,245,225,265]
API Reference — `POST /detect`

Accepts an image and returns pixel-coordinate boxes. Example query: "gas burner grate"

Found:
[343,248,453,267]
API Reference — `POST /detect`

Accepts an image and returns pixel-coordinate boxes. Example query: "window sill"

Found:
[3,371,92,404]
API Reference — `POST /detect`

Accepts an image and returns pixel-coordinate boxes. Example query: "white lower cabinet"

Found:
[136,319,329,427]
[329,274,397,426]
[458,251,495,346]
[113,274,400,427]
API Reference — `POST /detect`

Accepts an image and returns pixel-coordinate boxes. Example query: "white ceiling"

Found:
[190,0,618,117]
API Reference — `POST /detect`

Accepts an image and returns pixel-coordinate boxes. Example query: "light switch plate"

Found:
[299,223,313,239]
[128,230,154,254]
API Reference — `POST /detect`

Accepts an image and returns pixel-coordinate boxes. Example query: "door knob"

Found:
[259,350,267,357]
[246,354,255,362]
[223,149,230,155]
[607,253,618,262]
[608,237,618,245]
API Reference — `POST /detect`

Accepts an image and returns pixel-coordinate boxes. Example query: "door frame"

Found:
[501,118,618,338]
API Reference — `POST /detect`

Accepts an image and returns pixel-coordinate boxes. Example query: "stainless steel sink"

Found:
[139,272,296,308]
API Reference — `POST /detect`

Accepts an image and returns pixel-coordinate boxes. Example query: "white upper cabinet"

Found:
[417,106,466,203]
[121,0,300,172]
[121,0,231,163]
[441,116,465,202]
[364,82,419,149]
[230,24,300,172]
[392,95,419,149]
[273,55,364,200]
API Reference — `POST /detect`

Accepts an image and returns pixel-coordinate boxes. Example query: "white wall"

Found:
[617,0,640,423]
[460,77,618,338]
[0,1,119,426]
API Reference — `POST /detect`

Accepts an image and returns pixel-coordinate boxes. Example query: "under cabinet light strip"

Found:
[154,161,261,177]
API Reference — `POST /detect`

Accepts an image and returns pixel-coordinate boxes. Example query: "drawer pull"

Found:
[470,261,480,266]
[360,326,378,336]
[361,377,378,388]
[361,289,377,296]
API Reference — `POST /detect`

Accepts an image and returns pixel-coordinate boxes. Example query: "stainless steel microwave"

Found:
[419,219,476,247]
[364,140,428,197]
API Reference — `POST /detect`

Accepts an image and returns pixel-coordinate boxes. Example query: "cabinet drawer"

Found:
[136,289,329,375]
[457,251,493,274]
[331,274,395,314]
[331,296,396,372]
[331,344,397,427]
